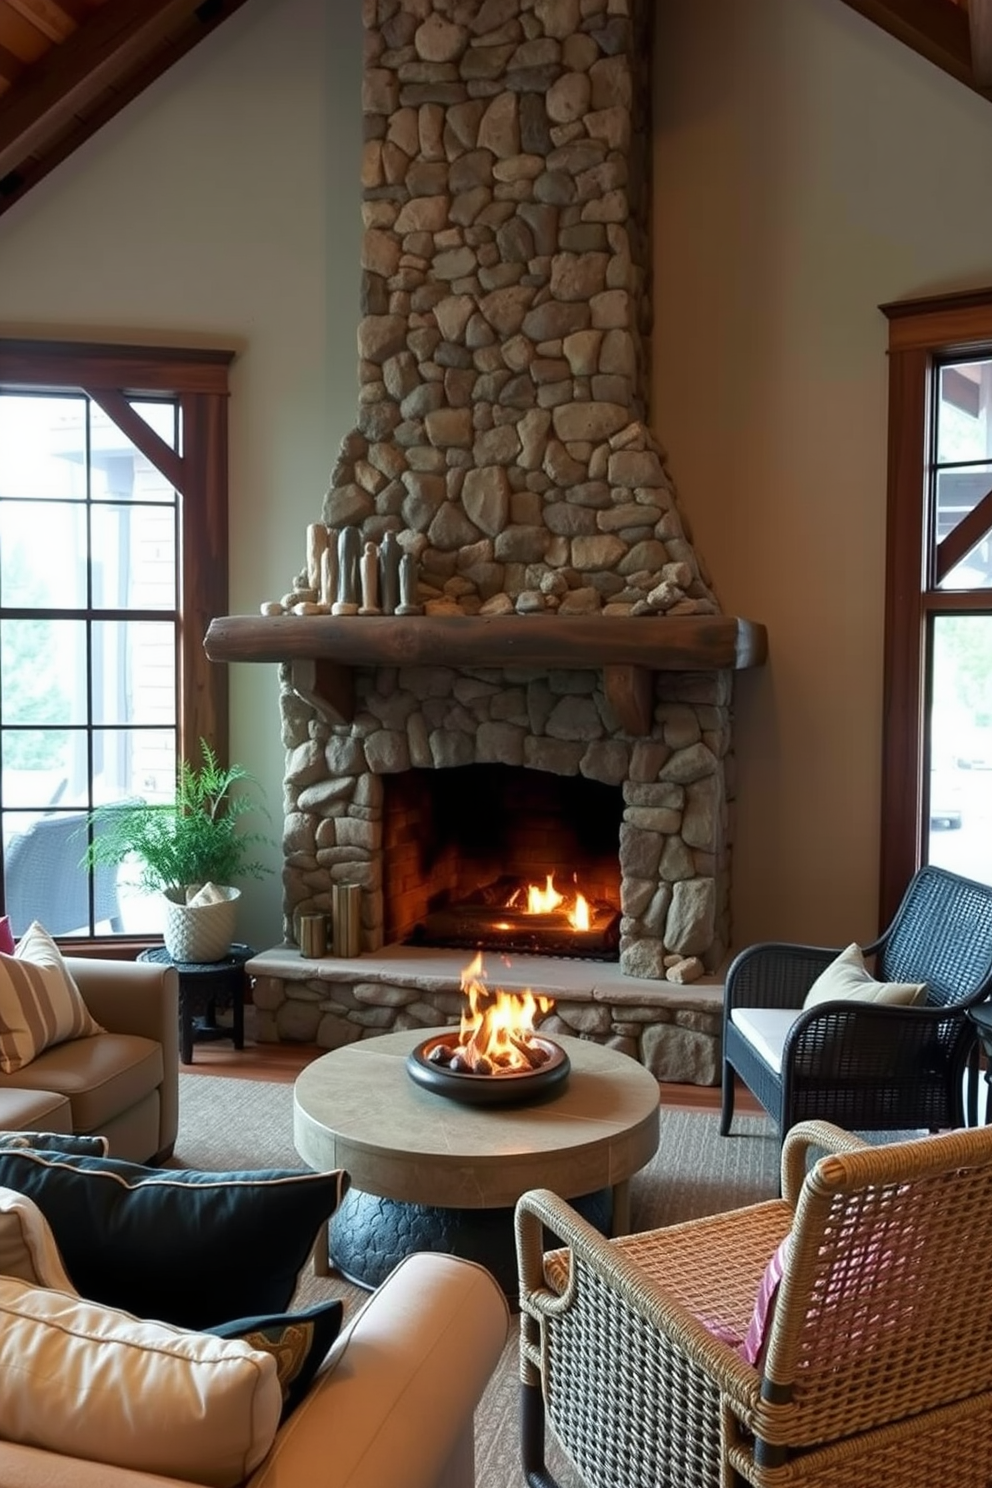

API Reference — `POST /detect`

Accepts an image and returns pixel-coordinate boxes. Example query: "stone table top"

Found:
[293,1026,660,1212]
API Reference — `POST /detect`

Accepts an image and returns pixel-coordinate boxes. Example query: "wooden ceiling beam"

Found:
[0,0,247,182]
[838,0,992,96]
[0,43,26,90]
[969,0,992,84]
[6,1,77,46]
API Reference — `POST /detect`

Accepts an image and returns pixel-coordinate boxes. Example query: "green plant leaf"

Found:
[83,739,273,897]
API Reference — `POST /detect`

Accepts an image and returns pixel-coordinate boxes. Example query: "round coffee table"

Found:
[293,1027,660,1295]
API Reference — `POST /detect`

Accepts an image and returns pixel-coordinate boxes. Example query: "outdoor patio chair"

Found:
[720,864,992,1142]
[516,1119,992,1488]
[4,811,122,938]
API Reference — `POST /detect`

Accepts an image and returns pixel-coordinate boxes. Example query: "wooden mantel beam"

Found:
[204,612,768,735]
[837,0,992,97]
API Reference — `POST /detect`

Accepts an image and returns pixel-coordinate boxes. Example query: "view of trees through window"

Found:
[0,389,180,934]
[925,356,992,888]
[0,340,231,947]
[0,389,180,938]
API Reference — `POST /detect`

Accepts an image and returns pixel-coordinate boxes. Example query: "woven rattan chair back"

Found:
[876,864,992,1007]
[753,1123,992,1470]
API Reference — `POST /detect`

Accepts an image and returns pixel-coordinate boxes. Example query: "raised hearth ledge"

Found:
[204,613,768,734]
[246,946,727,1085]
[247,944,725,1009]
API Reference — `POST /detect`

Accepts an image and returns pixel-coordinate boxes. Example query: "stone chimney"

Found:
[324,0,719,623]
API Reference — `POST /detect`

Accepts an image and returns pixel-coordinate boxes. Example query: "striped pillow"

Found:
[0,922,103,1074]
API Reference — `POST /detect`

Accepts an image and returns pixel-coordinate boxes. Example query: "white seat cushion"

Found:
[730,1008,798,1075]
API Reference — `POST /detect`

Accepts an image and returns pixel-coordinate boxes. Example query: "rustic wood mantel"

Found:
[205,613,767,735]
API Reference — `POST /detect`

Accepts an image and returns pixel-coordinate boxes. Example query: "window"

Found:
[0,341,233,946]
[881,291,992,923]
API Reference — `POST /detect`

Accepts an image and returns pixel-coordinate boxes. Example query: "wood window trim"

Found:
[880,288,992,924]
[0,337,235,954]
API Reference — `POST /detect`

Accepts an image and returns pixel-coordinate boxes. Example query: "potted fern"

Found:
[85,741,272,962]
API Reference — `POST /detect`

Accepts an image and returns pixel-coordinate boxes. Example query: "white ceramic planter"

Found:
[161,886,240,963]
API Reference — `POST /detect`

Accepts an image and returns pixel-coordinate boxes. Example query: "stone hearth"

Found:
[247,945,724,1085]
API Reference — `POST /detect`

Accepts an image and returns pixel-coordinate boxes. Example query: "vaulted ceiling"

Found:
[0,0,249,222]
[0,0,989,228]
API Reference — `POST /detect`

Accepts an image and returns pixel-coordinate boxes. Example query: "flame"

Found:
[510,874,593,932]
[452,952,554,1075]
[527,875,563,913]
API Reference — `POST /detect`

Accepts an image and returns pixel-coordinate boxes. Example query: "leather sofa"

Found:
[0,957,179,1163]
[0,1248,510,1488]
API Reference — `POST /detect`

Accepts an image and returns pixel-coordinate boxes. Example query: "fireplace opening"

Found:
[382,764,623,960]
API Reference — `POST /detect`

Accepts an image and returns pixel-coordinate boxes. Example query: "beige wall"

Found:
[652,0,992,948]
[2,0,992,952]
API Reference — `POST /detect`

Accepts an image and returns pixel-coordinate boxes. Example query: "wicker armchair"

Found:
[720,865,992,1142]
[516,1120,992,1488]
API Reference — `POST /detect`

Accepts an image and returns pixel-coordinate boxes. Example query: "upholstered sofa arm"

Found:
[65,957,179,1162]
[248,1251,510,1488]
[65,958,179,1048]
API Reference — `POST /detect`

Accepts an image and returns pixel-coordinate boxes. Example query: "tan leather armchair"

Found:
[0,957,179,1163]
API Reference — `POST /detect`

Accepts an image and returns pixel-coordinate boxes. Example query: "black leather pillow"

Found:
[0,1149,349,1330]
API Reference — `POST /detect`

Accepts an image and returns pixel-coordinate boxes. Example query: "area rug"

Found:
[175,1073,779,1488]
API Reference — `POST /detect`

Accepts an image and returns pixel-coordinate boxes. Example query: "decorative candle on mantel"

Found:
[320,544,337,610]
[306,523,327,594]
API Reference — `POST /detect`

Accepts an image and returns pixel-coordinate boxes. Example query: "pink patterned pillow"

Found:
[0,919,13,956]
[740,1236,791,1366]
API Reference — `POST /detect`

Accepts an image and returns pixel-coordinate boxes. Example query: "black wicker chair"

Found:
[721,865,992,1142]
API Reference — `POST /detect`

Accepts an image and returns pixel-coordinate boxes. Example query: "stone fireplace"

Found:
[205,0,766,1079]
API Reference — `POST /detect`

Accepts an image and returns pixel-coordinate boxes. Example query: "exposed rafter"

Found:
[0,0,250,220]
[839,0,992,97]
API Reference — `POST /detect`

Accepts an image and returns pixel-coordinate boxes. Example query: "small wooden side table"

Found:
[138,944,253,1065]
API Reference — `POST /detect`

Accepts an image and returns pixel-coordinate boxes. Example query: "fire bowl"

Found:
[406,1031,571,1107]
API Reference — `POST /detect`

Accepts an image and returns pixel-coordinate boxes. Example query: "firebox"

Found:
[383,764,623,960]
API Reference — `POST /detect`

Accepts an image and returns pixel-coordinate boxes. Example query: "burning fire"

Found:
[508,874,591,931]
[427,952,555,1077]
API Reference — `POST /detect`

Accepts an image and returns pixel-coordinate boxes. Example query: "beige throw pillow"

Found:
[0,1276,283,1487]
[0,921,102,1074]
[803,943,927,1009]
[0,1186,76,1291]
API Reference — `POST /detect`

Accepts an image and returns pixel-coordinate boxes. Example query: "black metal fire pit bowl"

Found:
[406,1031,571,1106]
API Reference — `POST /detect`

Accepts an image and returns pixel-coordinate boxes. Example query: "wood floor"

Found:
[180,1020,764,1113]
